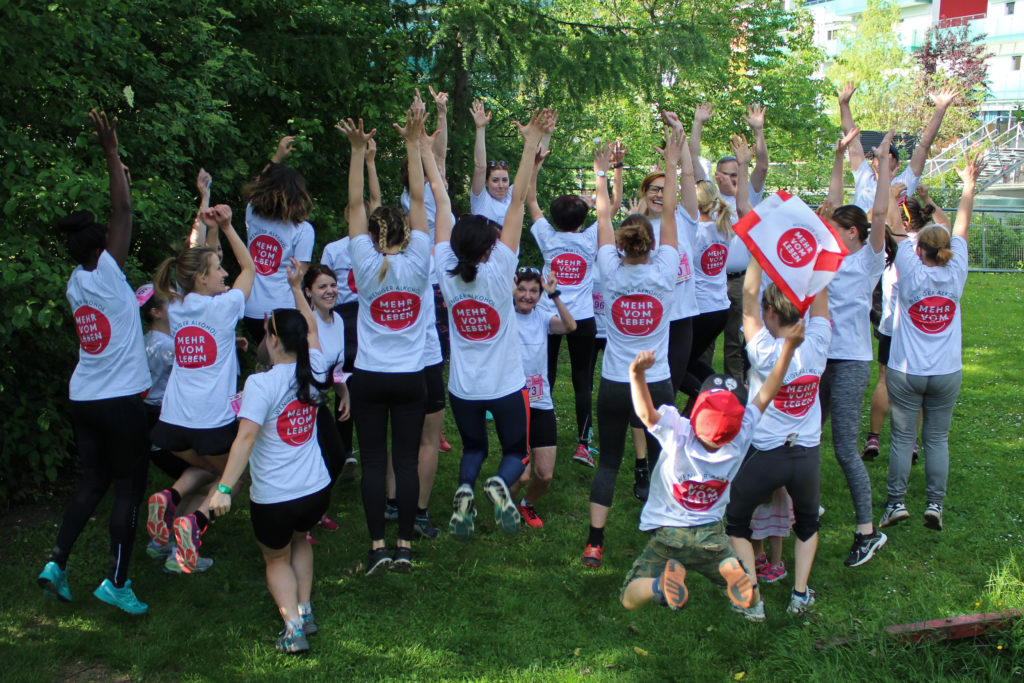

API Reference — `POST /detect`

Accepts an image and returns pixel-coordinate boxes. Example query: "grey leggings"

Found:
[885,369,961,505]
[819,359,874,526]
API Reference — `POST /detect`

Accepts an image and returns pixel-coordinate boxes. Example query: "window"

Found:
[1007,2,1015,15]
[827,29,836,41]
[1013,55,1022,71]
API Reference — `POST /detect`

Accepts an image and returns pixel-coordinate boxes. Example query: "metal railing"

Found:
[925,122,1024,192]
[949,207,1024,272]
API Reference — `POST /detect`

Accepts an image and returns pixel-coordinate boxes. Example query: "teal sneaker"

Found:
[300,611,318,635]
[483,476,520,535]
[38,561,72,602]
[448,484,476,541]
[276,627,310,654]
[163,554,213,574]
[146,540,175,560]
[93,578,148,615]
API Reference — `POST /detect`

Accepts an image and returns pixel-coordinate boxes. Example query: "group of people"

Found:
[37,81,981,652]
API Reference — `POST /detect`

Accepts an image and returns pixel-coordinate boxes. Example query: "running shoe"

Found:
[572,443,595,468]
[844,529,887,567]
[757,561,788,584]
[786,587,816,615]
[390,546,412,573]
[164,554,214,574]
[339,456,359,483]
[517,503,543,529]
[861,434,880,461]
[146,489,175,546]
[719,557,755,609]
[879,502,910,528]
[146,540,175,560]
[656,559,688,611]
[439,430,452,453]
[305,532,319,545]
[924,502,943,530]
[300,610,318,635]
[449,484,476,541]
[38,561,72,602]
[414,512,440,539]
[581,544,603,568]
[173,514,203,574]
[731,599,766,622]
[633,465,650,501]
[483,476,520,535]
[93,578,148,615]
[276,627,310,654]
[318,514,339,531]
[754,553,769,574]
[366,547,392,577]
[384,502,399,522]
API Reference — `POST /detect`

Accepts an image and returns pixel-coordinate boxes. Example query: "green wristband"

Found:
[217,483,232,495]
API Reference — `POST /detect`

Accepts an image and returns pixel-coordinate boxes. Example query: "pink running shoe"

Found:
[754,553,769,574]
[439,430,452,453]
[146,489,175,546]
[173,514,203,574]
[572,443,595,468]
[318,514,339,531]
[757,561,788,584]
[517,504,543,529]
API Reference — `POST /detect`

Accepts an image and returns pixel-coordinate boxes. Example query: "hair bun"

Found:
[57,210,97,233]
[920,204,936,222]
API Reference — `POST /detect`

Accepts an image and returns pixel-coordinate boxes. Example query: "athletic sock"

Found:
[298,602,312,616]
[387,498,398,507]
[169,488,182,506]
[286,618,304,634]
[793,588,806,598]
[194,510,209,533]
[587,525,605,547]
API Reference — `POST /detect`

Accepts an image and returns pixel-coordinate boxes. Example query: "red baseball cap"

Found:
[691,375,747,447]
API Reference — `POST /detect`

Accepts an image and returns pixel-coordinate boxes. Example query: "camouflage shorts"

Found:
[620,522,737,600]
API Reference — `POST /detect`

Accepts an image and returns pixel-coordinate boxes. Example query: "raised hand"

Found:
[202,204,233,228]
[611,140,627,165]
[916,183,931,202]
[694,102,713,124]
[871,129,896,161]
[272,135,295,163]
[470,99,491,128]
[743,104,766,131]
[837,126,860,154]
[285,257,303,290]
[954,148,985,186]
[196,168,212,198]
[889,182,907,200]
[657,126,686,165]
[593,142,612,173]
[335,117,376,146]
[661,109,683,132]
[365,136,377,162]
[838,81,857,105]
[929,86,959,109]
[542,271,559,295]
[784,319,805,347]
[630,350,656,375]
[512,108,553,142]
[816,198,835,222]
[429,85,448,114]
[540,108,558,137]
[627,197,642,214]
[730,134,753,165]
[88,109,118,154]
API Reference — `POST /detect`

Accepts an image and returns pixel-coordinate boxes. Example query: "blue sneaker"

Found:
[38,561,72,602]
[483,476,520,535]
[146,540,175,560]
[93,578,148,615]
[163,554,213,574]
[276,627,309,654]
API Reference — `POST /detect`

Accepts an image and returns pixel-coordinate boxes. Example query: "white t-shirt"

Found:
[348,231,431,373]
[160,288,246,429]
[402,182,455,287]
[720,189,762,274]
[640,403,762,530]
[530,218,598,320]
[419,278,443,369]
[670,212,699,321]
[878,262,899,337]
[888,236,968,376]
[319,236,359,305]
[66,251,150,401]
[244,204,315,319]
[144,329,175,407]
[597,243,677,383]
[826,242,886,361]
[237,351,331,505]
[747,317,831,449]
[437,240,525,400]
[593,279,607,339]
[853,164,920,214]
[516,308,553,410]
[470,185,514,226]
[314,311,345,376]
[692,220,731,314]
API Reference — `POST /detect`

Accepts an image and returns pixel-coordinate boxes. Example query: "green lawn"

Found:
[3,274,1023,681]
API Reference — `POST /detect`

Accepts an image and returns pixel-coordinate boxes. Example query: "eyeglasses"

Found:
[517,266,540,276]
[646,185,664,194]
[488,160,509,169]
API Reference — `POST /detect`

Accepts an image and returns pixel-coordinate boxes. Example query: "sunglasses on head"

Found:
[488,160,509,169]
[517,266,540,276]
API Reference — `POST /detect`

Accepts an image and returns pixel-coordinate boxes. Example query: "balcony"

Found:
[833,0,931,17]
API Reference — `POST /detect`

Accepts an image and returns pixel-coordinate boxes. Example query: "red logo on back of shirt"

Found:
[250,235,283,276]
[908,296,956,334]
[777,228,817,268]
[452,300,500,341]
[276,399,316,446]
[371,291,421,331]
[610,294,663,336]
[672,479,729,511]
[551,253,587,285]
[773,375,820,417]
[175,326,217,368]
[701,244,728,275]
[74,305,111,354]
[346,269,357,294]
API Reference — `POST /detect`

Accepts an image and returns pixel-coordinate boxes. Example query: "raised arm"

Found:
[429,86,449,175]
[538,109,559,154]
[731,135,753,219]
[743,104,769,194]
[502,109,552,251]
[829,126,860,206]
[888,182,906,233]
[421,129,453,244]
[742,257,764,342]
[869,130,896,254]
[656,126,683,250]
[610,140,627,216]
[916,183,950,231]
[394,92,429,233]
[335,117,376,238]
[205,204,255,299]
[287,257,320,351]
[365,138,381,212]
[910,88,958,178]
[470,99,491,196]
[952,149,984,242]
[89,110,132,268]
[688,103,712,182]
[543,272,577,334]
[594,144,614,248]
[189,168,213,248]
[752,321,803,413]
[629,351,660,429]
[526,146,549,224]
[837,82,866,172]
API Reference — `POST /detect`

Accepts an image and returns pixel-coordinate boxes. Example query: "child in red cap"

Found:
[620,321,804,620]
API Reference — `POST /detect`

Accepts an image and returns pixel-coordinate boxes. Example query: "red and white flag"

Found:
[733,191,849,313]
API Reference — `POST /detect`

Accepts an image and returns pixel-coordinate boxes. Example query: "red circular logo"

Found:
[672,479,728,511]
[777,228,817,268]
[346,268,358,294]
[276,399,317,446]
[249,235,283,276]
[611,294,663,336]
[74,305,111,354]
[700,244,728,276]
[550,253,587,285]
[451,300,500,341]
[908,296,956,334]
[370,291,421,331]
[773,375,820,417]
[174,326,217,368]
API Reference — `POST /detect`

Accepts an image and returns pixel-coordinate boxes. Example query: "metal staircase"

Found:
[925,122,1024,192]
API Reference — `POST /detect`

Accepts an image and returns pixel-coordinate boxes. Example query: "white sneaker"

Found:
[731,599,766,622]
[786,587,816,615]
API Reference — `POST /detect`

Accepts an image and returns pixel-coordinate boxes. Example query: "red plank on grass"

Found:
[885,610,1021,644]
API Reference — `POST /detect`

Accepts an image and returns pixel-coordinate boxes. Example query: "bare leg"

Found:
[260,540,300,625]
[510,462,531,500]
[728,536,763,606]
[751,538,764,559]
[289,531,314,604]
[868,365,890,434]
[792,533,817,594]
[523,446,556,505]
[622,578,656,610]
[417,410,443,509]
[589,502,610,529]
[630,427,647,463]
[768,536,784,565]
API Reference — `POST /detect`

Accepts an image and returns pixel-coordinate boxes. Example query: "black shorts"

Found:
[144,404,189,479]
[877,333,892,367]
[250,485,331,549]
[151,419,238,456]
[425,362,446,414]
[529,408,557,449]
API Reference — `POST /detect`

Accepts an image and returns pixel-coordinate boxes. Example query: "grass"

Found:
[2,274,1023,681]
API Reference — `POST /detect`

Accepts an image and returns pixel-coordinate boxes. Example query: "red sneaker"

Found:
[146,489,175,546]
[439,430,452,453]
[173,514,202,574]
[572,444,595,468]
[581,544,603,567]
[318,514,339,531]
[517,504,543,529]
[305,532,319,545]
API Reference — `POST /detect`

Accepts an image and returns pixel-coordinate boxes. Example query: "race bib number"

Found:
[276,399,317,446]
[773,375,820,417]
[676,252,693,284]
[370,291,421,331]
[610,294,663,337]
[451,300,500,341]
[229,391,243,416]
[701,244,727,276]
[249,234,283,276]
[908,296,956,334]
[526,374,545,402]
[175,326,217,368]
[592,291,605,315]
[333,367,352,384]
[74,305,111,354]
[550,253,587,285]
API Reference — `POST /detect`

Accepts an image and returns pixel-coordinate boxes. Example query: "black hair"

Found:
[268,309,334,406]
[448,215,501,283]
[515,267,542,287]
[303,264,337,291]
[58,210,107,265]
[141,293,165,323]
[832,204,870,243]
[549,195,589,231]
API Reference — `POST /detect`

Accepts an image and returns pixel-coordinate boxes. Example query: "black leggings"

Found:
[316,403,346,484]
[667,317,694,395]
[589,377,674,509]
[51,395,150,586]
[450,388,530,488]
[334,302,359,456]
[546,317,598,443]
[350,369,426,542]
[725,443,821,542]
[681,309,729,396]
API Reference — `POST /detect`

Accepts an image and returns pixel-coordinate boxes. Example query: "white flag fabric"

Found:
[733,190,849,313]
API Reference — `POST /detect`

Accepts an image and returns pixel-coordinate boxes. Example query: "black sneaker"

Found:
[365,547,392,577]
[844,529,887,567]
[390,546,412,573]
[414,512,440,539]
[633,466,650,501]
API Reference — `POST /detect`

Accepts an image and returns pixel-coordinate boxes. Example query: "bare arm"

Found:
[741,257,764,343]
[869,130,896,254]
[365,138,381,212]
[657,126,683,250]
[526,150,547,224]
[744,104,768,194]
[752,322,803,414]
[629,352,659,429]
[916,184,950,231]
[828,127,859,207]
[731,135,753,219]
[952,150,984,242]
[205,204,255,299]
[837,82,866,172]
[809,284,829,320]
[395,92,429,234]
[910,88,958,178]
[209,419,259,517]
[688,104,712,183]
[89,110,132,268]
[421,130,453,244]
[594,144,614,248]
[543,272,577,334]
[189,168,212,248]
[286,257,320,352]
[470,99,491,196]
[335,117,376,238]
[429,86,449,175]
[502,109,552,251]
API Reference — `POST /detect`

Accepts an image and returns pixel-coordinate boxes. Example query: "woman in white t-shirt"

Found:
[437,109,554,542]
[39,111,152,615]
[880,153,982,533]
[146,203,256,574]
[209,263,333,654]
[337,100,433,575]
[582,129,687,569]
[469,99,514,225]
